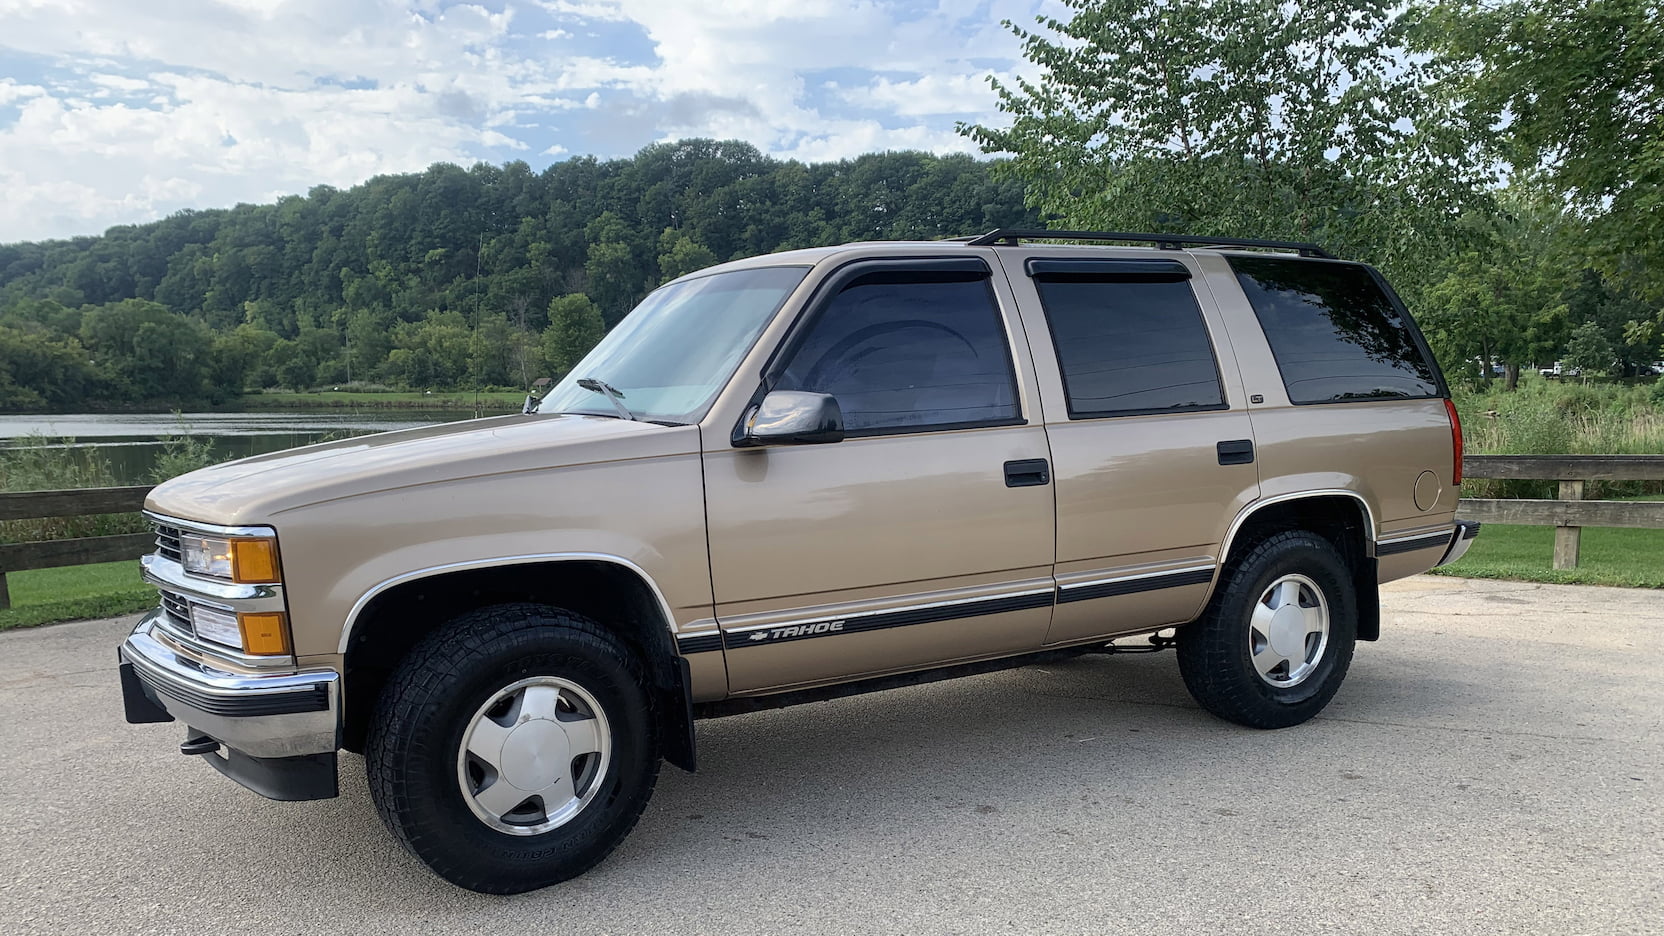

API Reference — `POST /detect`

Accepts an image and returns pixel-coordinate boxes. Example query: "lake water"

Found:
[0,411,483,485]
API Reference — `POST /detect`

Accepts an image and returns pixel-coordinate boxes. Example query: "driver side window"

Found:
[773,269,1021,435]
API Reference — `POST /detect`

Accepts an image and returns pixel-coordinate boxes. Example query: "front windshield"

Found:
[538,265,810,424]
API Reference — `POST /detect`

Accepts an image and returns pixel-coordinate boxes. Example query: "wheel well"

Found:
[340,561,693,764]
[1224,495,1381,641]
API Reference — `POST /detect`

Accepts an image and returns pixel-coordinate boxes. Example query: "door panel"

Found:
[1043,411,1258,643]
[705,426,1056,692]
[703,258,1056,693]
[995,250,1261,645]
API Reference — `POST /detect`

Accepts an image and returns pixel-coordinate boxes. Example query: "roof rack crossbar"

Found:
[964,228,1334,259]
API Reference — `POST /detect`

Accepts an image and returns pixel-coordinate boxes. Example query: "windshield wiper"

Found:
[576,377,638,421]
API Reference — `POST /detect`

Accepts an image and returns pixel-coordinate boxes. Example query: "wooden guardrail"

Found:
[0,454,1659,609]
[0,485,155,609]
[1458,455,1664,570]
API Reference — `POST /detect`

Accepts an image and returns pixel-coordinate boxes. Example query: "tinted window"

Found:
[1031,270,1225,418]
[1230,256,1438,404]
[774,271,1020,434]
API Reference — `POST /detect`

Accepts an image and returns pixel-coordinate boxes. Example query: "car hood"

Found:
[144,413,700,525]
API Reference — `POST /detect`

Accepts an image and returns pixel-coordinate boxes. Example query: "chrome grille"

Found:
[158,589,193,633]
[153,521,184,563]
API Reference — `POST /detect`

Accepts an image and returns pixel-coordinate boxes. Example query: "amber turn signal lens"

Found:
[238,611,291,656]
[229,538,281,584]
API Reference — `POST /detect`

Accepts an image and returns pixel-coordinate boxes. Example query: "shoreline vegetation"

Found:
[235,389,527,411]
[2,376,1660,633]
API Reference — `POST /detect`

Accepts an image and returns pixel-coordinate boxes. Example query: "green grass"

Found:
[1430,523,1664,588]
[0,560,153,631]
[239,390,526,410]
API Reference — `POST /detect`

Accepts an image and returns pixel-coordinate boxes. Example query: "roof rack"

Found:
[963,228,1335,259]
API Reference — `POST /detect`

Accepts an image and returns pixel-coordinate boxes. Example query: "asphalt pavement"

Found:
[1,574,1659,935]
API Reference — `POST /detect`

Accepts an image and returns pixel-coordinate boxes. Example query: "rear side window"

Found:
[1229,256,1439,404]
[773,269,1020,434]
[1029,260,1226,418]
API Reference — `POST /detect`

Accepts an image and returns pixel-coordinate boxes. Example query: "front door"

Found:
[702,258,1056,693]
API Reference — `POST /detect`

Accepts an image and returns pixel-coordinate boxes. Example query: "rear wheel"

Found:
[1177,531,1357,728]
[366,604,658,893]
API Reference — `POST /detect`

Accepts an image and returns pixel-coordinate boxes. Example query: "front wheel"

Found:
[1177,531,1358,729]
[366,604,659,893]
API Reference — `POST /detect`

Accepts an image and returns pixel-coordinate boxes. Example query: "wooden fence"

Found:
[0,485,154,609]
[1457,454,1664,570]
[0,453,1660,608]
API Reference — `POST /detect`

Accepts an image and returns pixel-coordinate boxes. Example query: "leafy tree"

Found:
[0,141,1039,407]
[0,326,100,408]
[657,229,718,283]
[584,240,640,326]
[1563,321,1618,377]
[213,324,280,391]
[385,312,472,389]
[1417,193,1573,387]
[541,294,605,378]
[1418,1,1664,300]
[78,299,216,401]
[960,0,1488,297]
[1560,269,1661,377]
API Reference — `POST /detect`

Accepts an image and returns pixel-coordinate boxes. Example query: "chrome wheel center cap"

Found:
[499,720,570,791]
[1268,604,1308,659]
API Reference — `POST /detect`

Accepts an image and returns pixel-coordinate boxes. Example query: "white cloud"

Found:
[0,78,48,106]
[842,72,1013,117]
[0,0,1061,240]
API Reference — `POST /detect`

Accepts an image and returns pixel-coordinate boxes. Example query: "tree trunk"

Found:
[1504,362,1520,391]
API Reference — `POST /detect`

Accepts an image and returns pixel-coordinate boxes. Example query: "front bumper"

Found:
[119,610,341,800]
[1437,520,1482,567]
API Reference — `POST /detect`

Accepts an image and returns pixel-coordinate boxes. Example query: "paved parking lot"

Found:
[1,574,1659,935]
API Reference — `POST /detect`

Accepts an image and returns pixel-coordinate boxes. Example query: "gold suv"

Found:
[117,230,1478,892]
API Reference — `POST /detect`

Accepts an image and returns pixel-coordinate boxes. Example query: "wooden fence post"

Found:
[0,572,9,611]
[1555,480,1584,570]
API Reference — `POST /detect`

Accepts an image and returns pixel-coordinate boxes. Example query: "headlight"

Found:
[187,604,291,655]
[181,533,281,584]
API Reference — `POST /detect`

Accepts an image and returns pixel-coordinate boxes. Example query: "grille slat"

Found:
[157,589,194,636]
[153,522,184,563]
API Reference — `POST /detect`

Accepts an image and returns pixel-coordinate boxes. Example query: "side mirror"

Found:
[736,391,845,446]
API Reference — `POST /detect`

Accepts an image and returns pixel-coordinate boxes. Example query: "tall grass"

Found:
[1454,376,1664,499]
[0,436,148,545]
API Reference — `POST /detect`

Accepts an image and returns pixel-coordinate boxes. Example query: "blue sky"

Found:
[0,0,1061,243]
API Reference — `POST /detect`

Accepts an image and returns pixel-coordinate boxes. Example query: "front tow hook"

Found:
[180,735,221,756]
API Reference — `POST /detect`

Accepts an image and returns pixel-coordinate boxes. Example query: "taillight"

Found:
[1444,398,1464,485]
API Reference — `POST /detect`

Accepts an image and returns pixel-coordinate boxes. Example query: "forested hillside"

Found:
[0,140,1039,409]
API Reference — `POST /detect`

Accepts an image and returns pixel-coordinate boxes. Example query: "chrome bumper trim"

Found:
[139,553,284,607]
[1375,528,1456,557]
[120,611,339,759]
[1437,520,1482,567]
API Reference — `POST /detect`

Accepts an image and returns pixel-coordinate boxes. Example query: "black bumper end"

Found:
[201,747,339,801]
[120,660,338,801]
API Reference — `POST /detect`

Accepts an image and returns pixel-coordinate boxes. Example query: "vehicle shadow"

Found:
[232,647,1492,917]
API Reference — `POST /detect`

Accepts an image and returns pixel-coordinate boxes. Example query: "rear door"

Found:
[702,256,1057,693]
[996,251,1262,646]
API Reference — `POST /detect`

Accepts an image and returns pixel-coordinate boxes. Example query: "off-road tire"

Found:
[366,603,659,893]
[1177,531,1357,729]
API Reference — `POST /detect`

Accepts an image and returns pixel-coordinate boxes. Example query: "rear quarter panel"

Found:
[1191,253,1459,581]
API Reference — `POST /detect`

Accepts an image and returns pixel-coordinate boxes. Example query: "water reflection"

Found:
[0,411,480,484]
